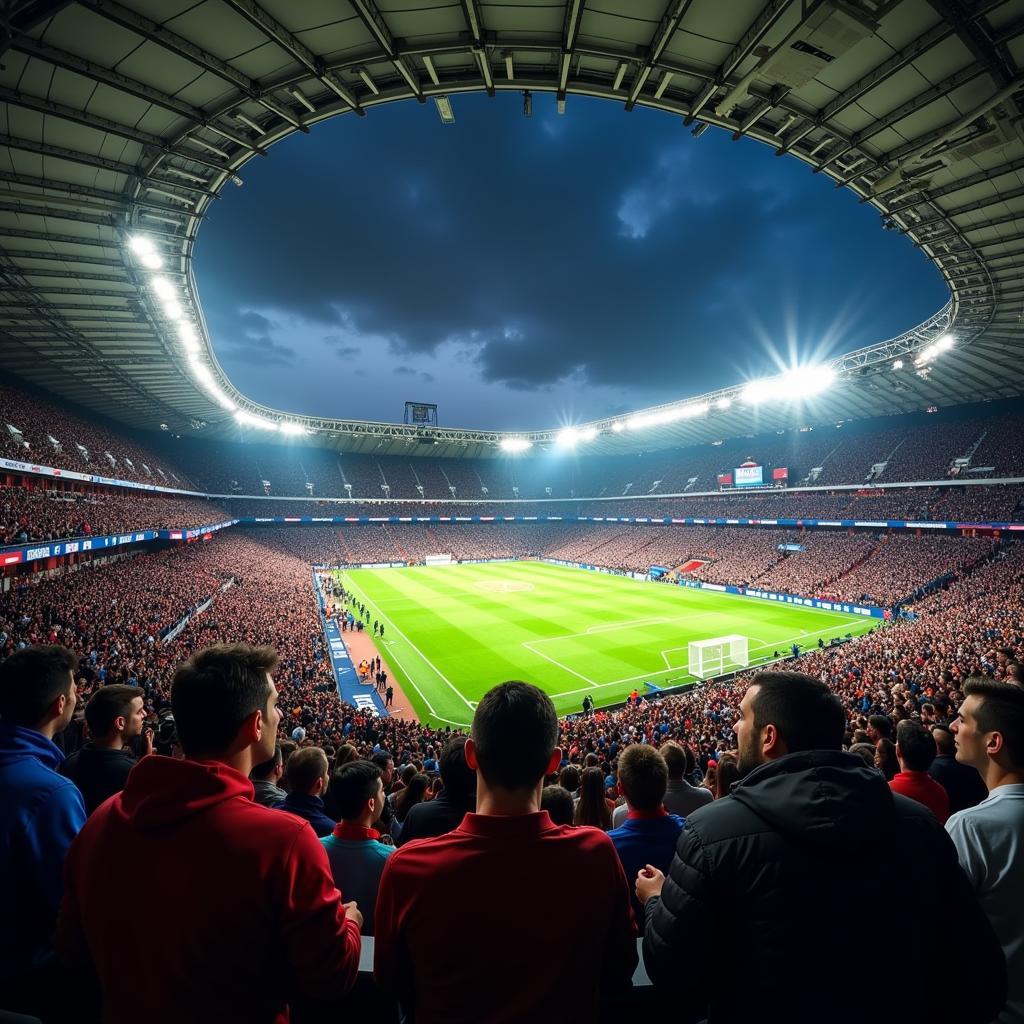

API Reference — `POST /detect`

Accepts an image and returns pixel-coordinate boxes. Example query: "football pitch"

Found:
[336,561,878,728]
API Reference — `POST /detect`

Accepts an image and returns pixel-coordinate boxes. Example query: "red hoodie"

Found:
[56,756,361,1023]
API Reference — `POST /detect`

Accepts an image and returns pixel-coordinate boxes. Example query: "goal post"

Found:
[688,635,750,680]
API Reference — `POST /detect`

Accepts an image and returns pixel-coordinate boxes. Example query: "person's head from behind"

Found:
[170,644,280,765]
[895,719,936,773]
[734,672,845,777]
[931,725,955,757]
[867,715,893,742]
[370,750,395,788]
[659,741,687,782]
[848,742,877,767]
[875,738,899,780]
[714,752,739,799]
[0,645,78,738]
[952,679,1024,780]
[559,764,580,793]
[251,743,284,783]
[617,744,668,812]
[333,759,385,826]
[467,681,560,801]
[332,743,359,771]
[287,746,330,797]
[541,785,575,826]
[439,735,475,800]
[85,684,145,744]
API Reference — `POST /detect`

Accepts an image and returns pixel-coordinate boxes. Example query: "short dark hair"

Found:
[558,764,580,792]
[438,735,475,796]
[84,684,141,738]
[370,750,394,773]
[659,741,687,780]
[617,744,668,811]
[931,725,955,756]
[0,645,77,727]
[965,678,1024,767]
[171,644,277,758]
[332,760,382,820]
[868,714,894,739]
[541,785,575,827]
[749,672,846,753]
[471,681,558,791]
[251,743,283,781]
[896,719,936,772]
[287,747,329,793]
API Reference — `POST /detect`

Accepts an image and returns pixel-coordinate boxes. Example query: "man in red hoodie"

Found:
[56,644,362,1023]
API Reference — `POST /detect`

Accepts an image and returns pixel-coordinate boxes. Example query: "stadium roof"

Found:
[0,0,1022,459]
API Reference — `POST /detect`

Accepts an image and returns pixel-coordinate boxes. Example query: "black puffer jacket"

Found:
[642,750,1006,1024]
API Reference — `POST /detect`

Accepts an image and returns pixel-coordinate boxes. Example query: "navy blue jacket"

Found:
[273,792,335,838]
[608,810,684,920]
[0,723,86,981]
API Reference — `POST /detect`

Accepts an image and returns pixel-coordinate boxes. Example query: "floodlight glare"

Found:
[742,379,773,405]
[279,422,308,436]
[128,235,156,256]
[578,426,598,441]
[715,397,732,411]
[139,251,163,270]
[556,427,579,447]
[892,359,904,370]
[936,333,955,351]
[500,437,533,452]
[784,365,836,397]
[161,298,184,320]
[611,421,625,432]
[235,409,279,431]
[150,277,175,300]
[680,402,710,418]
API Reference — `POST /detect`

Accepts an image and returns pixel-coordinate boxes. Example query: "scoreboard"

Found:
[734,464,764,488]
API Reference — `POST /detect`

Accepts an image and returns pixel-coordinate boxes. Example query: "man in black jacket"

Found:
[637,671,1006,1024]
[397,735,475,845]
[60,684,150,814]
[928,723,987,813]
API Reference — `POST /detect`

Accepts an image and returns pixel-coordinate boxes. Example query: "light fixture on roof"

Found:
[892,359,904,370]
[914,333,955,366]
[279,421,309,436]
[556,427,580,447]
[522,90,533,117]
[138,251,163,270]
[500,437,532,453]
[356,68,380,96]
[128,235,156,256]
[161,298,185,320]
[290,87,316,114]
[150,277,176,300]
[785,364,836,398]
[434,95,455,125]
[742,379,773,405]
[611,421,625,433]
[235,409,279,431]
[680,402,710,418]
[578,426,598,441]
[715,396,732,411]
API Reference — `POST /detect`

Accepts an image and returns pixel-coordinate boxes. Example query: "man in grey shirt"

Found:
[250,743,287,807]
[612,740,711,826]
[947,678,1024,1024]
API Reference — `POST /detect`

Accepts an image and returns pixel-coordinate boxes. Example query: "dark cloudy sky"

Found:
[195,92,947,431]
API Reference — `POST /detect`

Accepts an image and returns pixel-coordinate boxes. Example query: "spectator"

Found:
[867,714,894,742]
[638,671,1007,1024]
[275,747,336,838]
[608,744,684,920]
[660,741,713,818]
[875,737,899,781]
[928,725,987,813]
[60,684,150,814]
[540,784,575,826]
[713,751,739,799]
[55,644,362,1020]
[889,719,950,824]
[375,680,637,1021]
[320,760,394,936]
[397,736,475,846]
[0,645,85,1014]
[370,750,396,835]
[574,765,613,829]
[947,678,1024,1024]
[390,772,429,844]
[250,743,286,807]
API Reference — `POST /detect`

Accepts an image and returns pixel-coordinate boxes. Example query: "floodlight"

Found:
[128,235,156,255]
[150,277,175,300]
[235,409,279,431]
[742,379,773,404]
[500,437,532,453]
[892,359,904,370]
[434,96,455,124]
[161,298,184,320]
[556,427,579,447]
[578,426,598,441]
[784,365,836,397]
[936,333,955,351]
[279,422,308,436]
[680,402,709,418]
[139,251,163,270]
[715,397,732,411]
[611,421,625,432]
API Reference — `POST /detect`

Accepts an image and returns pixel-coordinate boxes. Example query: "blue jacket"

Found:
[608,810,684,919]
[273,792,336,838]
[0,723,86,980]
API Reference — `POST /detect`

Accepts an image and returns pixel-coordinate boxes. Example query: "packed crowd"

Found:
[0,485,230,546]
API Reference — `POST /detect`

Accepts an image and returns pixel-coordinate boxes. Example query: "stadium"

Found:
[1,1,1023,1021]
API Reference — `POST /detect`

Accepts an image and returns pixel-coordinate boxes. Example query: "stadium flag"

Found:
[717,473,733,486]
[772,467,789,480]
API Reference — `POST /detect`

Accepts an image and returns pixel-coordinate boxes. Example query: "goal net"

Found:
[688,635,750,680]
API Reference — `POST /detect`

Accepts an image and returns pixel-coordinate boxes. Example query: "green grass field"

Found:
[337,561,878,728]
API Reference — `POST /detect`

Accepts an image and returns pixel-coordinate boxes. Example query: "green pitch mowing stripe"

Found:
[337,561,878,728]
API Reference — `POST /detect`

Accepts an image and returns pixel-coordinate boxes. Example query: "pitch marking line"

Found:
[340,573,476,717]
[521,641,600,687]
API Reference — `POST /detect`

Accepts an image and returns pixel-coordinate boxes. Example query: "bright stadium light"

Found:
[128,234,156,256]
[556,427,580,447]
[235,409,279,431]
[150,277,175,300]
[680,402,709,418]
[500,437,533,453]
[578,426,598,442]
[611,421,625,432]
[784,365,836,397]
[161,298,184,320]
[138,251,163,270]
[915,334,954,365]
[742,379,773,405]
[279,421,309,436]
[715,397,732,411]
[892,359,904,370]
